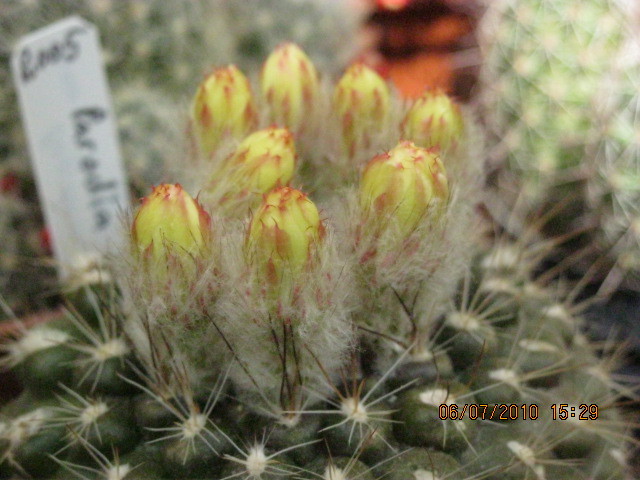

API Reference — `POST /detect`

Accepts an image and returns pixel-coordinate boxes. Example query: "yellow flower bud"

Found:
[359,141,448,237]
[261,43,319,132]
[333,63,390,157]
[191,65,257,155]
[401,90,464,151]
[246,187,324,284]
[132,184,211,262]
[213,127,297,209]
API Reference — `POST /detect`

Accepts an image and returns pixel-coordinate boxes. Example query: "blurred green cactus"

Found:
[478,0,640,290]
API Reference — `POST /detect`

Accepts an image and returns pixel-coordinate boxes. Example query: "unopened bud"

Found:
[213,127,297,211]
[191,65,257,155]
[246,187,324,284]
[333,63,390,157]
[402,90,464,151]
[359,141,448,237]
[132,184,211,263]
[261,43,319,132]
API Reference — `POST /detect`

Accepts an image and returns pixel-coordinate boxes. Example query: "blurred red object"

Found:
[376,0,411,10]
[366,0,480,100]
[39,227,52,255]
[0,172,19,195]
[384,53,455,98]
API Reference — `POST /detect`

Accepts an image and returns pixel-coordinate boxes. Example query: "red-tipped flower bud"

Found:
[132,184,211,263]
[261,43,320,133]
[359,141,448,237]
[333,63,390,157]
[191,65,257,155]
[212,127,297,211]
[246,187,324,284]
[402,90,464,151]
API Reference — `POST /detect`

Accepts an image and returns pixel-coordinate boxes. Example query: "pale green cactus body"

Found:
[480,0,626,188]
[478,0,640,289]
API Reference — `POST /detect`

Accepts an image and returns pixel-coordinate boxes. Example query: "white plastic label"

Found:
[11,16,130,281]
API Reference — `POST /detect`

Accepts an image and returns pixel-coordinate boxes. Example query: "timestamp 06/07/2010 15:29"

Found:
[438,403,600,421]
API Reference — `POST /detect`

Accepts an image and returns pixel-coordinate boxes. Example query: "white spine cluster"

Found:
[0,327,69,368]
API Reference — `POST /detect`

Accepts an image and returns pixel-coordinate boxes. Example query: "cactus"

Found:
[479,0,626,193]
[477,0,640,289]
[586,32,640,291]
[0,45,634,480]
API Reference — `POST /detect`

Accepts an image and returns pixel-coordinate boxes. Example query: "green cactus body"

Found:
[1,243,634,479]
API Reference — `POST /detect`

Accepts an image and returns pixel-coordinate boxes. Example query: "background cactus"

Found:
[585,31,640,291]
[0,44,635,480]
[477,0,640,290]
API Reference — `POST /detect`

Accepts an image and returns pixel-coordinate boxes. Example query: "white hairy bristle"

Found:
[446,312,481,332]
[489,368,521,388]
[419,388,454,407]
[79,402,109,426]
[506,441,546,479]
[541,304,572,324]
[324,465,347,480]
[8,328,69,363]
[481,246,520,271]
[610,448,627,466]
[340,397,369,423]
[6,408,51,446]
[181,413,207,439]
[90,338,130,362]
[413,469,439,480]
[246,445,268,477]
[106,464,132,480]
[518,339,558,353]
[506,441,536,467]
